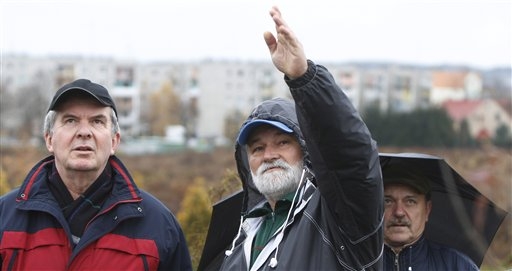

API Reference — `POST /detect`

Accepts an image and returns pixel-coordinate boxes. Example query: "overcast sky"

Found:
[1,0,510,69]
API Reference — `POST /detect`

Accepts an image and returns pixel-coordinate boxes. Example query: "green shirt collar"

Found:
[246,192,296,218]
[249,192,296,267]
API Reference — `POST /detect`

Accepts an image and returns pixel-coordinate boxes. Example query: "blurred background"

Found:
[1,0,511,270]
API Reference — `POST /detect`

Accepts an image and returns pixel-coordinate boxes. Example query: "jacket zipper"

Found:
[67,199,143,268]
[394,252,399,271]
[141,254,149,271]
[7,249,19,270]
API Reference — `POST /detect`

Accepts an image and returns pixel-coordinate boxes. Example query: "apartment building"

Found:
[1,54,508,148]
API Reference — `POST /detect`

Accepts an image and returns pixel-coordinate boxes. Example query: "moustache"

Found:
[257,160,291,175]
[387,220,411,228]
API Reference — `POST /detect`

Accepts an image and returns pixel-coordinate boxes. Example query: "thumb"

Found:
[263,31,277,53]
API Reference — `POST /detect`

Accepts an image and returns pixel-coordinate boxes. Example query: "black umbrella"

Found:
[379,152,508,267]
[198,190,244,271]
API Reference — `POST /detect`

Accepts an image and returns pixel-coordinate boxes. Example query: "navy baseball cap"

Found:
[48,79,117,116]
[382,165,431,195]
[237,119,293,145]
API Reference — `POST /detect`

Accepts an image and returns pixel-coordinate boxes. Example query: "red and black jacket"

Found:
[0,155,191,270]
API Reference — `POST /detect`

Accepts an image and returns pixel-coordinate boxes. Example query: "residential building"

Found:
[430,70,483,105]
[442,99,511,140]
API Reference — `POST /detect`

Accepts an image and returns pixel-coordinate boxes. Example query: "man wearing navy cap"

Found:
[382,165,478,270]
[216,6,383,270]
[0,79,192,270]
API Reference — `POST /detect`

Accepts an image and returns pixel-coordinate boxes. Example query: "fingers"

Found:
[269,6,285,33]
[264,5,307,78]
[265,6,283,55]
[268,6,292,47]
[269,6,281,20]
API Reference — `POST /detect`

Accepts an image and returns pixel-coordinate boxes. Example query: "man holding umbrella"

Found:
[382,164,479,270]
[212,5,384,271]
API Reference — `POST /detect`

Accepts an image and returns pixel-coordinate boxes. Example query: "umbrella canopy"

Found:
[380,152,508,267]
[198,190,244,271]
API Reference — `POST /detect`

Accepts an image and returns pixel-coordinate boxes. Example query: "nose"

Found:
[393,203,406,217]
[262,145,279,162]
[76,122,92,138]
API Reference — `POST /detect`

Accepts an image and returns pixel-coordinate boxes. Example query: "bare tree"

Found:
[0,82,16,137]
[148,82,182,136]
[16,83,48,142]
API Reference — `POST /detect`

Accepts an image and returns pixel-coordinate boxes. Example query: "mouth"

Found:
[73,146,94,152]
[263,166,284,174]
[389,224,409,229]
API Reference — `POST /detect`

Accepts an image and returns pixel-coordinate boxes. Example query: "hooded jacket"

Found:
[220,61,384,270]
[383,235,479,271]
[0,155,192,271]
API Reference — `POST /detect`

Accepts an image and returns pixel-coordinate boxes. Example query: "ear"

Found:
[45,132,54,153]
[425,200,433,222]
[110,132,121,155]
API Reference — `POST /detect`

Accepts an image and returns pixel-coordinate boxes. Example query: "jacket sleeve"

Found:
[162,221,193,271]
[287,60,383,240]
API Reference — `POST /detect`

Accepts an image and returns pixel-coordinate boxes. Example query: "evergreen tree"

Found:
[493,124,512,149]
[363,107,456,147]
[456,120,477,148]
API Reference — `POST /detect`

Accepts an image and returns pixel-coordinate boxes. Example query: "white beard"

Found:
[251,159,304,202]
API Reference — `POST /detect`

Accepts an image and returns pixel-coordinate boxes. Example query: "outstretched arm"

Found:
[265,5,383,238]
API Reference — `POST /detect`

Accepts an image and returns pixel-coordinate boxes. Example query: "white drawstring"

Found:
[225,216,245,256]
[269,257,278,268]
[225,167,312,268]
[268,168,308,269]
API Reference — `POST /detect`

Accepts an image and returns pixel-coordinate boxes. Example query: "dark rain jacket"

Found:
[0,155,192,271]
[220,61,384,270]
[383,236,479,271]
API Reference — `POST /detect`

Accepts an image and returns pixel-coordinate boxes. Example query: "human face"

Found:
[247,125,303,203]
[384,184,432,252]
[45,95,120,180]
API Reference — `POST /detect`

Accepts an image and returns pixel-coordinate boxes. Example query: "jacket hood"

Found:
[234,97,312,214]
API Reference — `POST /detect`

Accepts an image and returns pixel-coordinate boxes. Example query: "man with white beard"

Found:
[215,6,384,271]
[250,140,304,206]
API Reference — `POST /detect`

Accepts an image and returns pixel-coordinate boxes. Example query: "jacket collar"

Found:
[16,155,141,203]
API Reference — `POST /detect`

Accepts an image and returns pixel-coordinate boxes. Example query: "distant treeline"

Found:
[362,107,512,149]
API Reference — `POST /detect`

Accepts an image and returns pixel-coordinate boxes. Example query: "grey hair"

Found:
[43,108,120,136]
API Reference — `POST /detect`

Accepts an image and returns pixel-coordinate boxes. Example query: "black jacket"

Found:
[383,236,479,271]
[220,61,384,270]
